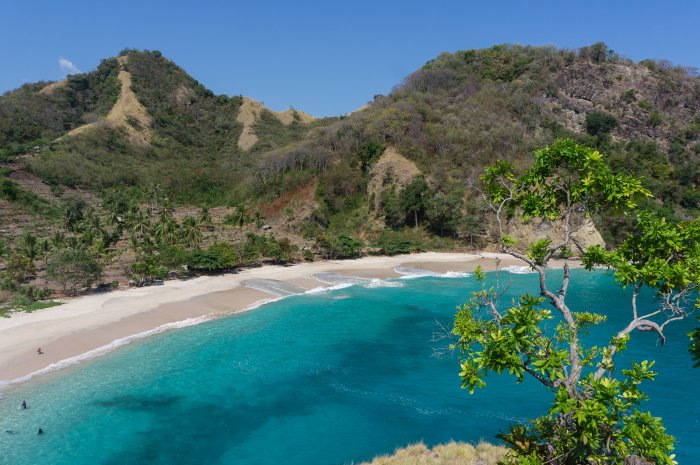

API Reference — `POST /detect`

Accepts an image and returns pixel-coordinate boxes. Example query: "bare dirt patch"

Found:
[63,56,152,145]
[367,146,421,209]
[38,80,67,95]
[236,97,316,151]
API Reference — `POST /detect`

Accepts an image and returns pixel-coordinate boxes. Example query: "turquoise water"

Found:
[0,270,697,464]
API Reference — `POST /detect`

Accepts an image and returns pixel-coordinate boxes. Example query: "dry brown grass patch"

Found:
[359,441,507,465]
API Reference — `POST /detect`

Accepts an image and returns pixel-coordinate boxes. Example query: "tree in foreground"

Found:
[451,139,699,464]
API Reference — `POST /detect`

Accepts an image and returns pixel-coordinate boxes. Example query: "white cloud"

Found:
[58,57,80,75]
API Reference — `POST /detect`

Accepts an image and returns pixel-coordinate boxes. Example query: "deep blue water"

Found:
[0,270,697,464]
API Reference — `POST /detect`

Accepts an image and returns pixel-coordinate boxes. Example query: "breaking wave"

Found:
[501,265,536,274]
[240,279,307,296]
[311,272,403,288]
[394,266,472,279]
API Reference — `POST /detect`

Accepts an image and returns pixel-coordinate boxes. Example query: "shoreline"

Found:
[0,252,544,391]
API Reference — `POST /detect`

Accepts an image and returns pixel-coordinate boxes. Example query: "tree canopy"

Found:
[452,139,699,464]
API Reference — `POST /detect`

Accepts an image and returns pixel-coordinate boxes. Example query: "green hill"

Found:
[0,43,698,308]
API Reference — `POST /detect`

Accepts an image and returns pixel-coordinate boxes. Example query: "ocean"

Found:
[0,269,697,464]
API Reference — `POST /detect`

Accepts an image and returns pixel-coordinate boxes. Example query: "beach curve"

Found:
[0,252,554,390]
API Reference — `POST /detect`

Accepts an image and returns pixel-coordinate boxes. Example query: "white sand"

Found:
[0,252,533,388]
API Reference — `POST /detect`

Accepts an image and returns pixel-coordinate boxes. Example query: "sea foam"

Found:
[394,266,472,279]
[312,272,403,288]
[501,265,536,274]
[240,279,307,296]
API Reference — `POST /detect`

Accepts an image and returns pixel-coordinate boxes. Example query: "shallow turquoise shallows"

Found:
[0,270,698,465]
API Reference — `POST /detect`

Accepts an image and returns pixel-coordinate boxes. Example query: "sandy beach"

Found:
[0,252,540,389]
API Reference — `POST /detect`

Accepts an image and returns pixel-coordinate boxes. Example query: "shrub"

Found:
[156,245,191,268]
[5,252,36,284]
[188,242,239,272]
[129,258,168,284]
[649,109,663,127]
[302,249,314,261]
[585,111,618,136]
[376,231,423,255]
[315,234,363,259]
[621,88,637,103]
[638,100,653,111]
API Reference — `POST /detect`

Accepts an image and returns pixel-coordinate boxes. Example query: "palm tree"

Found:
[148,182,162,214]
[62,198,87,232]
[160,198,174,218]
[39,238,51,260]
[65,236,80,249]
[127,209,151,238]
[18,229,38,260]
[154,217,179,245]
[81,214,105,237]
[254,211,264,229]
[50,231,65,249]
[106,209,122,228]
[228,203,251,228]
[181,216,202,247]
[198,204,212,225]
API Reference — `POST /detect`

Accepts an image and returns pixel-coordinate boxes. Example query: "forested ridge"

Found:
[0,43,698,309]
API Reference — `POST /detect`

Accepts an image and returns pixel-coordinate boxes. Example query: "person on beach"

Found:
[20,401,26,410]
[36,347,43,355]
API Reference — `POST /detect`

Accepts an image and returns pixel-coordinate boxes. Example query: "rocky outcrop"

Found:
[506,216,605,255]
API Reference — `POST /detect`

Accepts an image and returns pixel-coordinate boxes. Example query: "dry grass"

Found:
[39,80,67,95]
[63,55,152,145]
[259,179,317,217]
[104,55,152,144]
[367,146,421,209]
[275,107,316,125]
[236,97,316,150]
[236,97,263,150]
[358,442,507,465]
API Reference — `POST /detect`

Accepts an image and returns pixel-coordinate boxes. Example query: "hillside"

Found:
[0,43,698,309]
[269,43,699,246]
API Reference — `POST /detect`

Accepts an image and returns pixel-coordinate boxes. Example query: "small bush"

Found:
[621,88,637,103]
[585,111,618,136]
[376,231,423,255]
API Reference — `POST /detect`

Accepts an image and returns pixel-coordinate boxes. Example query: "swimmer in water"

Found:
[20,400,27,410]
[38,428,43,435]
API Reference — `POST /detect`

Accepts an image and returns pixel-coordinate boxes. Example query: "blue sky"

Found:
[1,0,698,117]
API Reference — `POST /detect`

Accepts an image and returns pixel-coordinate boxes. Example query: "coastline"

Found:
[0,252,543,390]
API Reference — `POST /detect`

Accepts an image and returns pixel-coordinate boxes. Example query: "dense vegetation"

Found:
[0,43,698,310]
